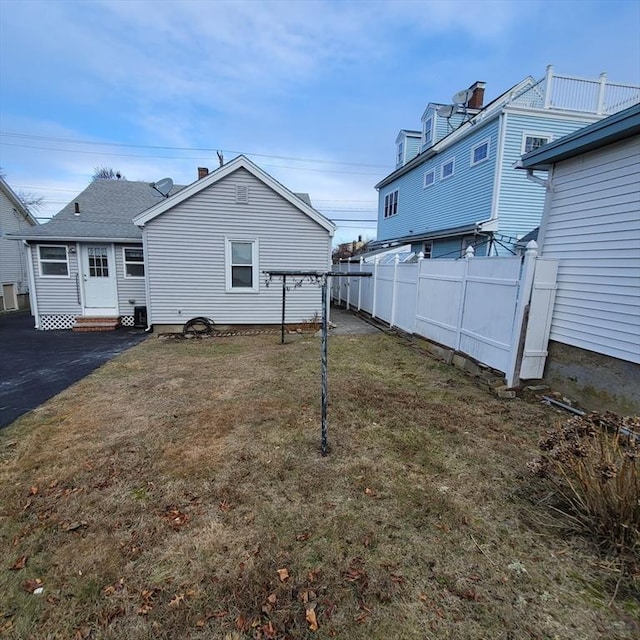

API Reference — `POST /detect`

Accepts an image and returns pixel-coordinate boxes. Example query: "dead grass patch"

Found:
[1,333,638,639]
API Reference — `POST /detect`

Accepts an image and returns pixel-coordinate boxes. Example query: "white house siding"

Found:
[144,168,331,326]
[114,243,146,318]
[499,110,599,242]
[0,189,33,302]
[540,136,640,364]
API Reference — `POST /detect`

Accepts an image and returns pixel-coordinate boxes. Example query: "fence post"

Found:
[414,251,424,333]
[505,240,538,388]
[358,256,363,311]
[390,253,400,328]
[597,71,607,115]
[455,245,474,350]
[543,64,554,109]
[346,260,351,311]
[372,256,379,319]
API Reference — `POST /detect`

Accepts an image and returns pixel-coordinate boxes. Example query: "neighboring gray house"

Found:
[520,102,640,413]
[133,155,335,331]
[0,177,38,311]
[11,156,335,331]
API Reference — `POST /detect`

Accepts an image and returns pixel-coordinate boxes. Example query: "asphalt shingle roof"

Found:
[19,179,184,240]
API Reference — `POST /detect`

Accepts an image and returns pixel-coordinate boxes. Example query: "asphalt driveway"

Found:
[0,312,147,429]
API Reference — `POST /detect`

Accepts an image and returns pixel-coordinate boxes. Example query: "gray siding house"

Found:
[520,102,640,412]
[12,156,335,331]
[134,155,335,331]
[0,177,38,310]
[12,178,183,330]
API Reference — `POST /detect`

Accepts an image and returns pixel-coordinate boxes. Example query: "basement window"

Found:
[39,245,69,277]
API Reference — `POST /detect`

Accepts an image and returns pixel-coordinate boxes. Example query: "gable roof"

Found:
[11,179,184,242]
[519,102,640,170]
[0,177,38,226]
[133,155,336,235]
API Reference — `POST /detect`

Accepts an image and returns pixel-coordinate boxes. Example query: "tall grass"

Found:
[531,412,640,556]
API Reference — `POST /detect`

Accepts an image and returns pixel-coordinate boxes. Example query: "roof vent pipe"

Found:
[74,202,80,215]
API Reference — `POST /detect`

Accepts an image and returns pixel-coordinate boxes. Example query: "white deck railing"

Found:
[518,66,640,116]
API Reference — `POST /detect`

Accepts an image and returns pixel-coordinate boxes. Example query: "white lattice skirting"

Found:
[40,314,77,330]
[120,315,134,327]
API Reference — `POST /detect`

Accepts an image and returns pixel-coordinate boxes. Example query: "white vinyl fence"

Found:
[332,243,558,386]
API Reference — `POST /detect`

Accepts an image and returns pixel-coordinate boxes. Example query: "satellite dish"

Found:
[452,88,474,105]
[436,104,455,118]
[151,177,173,198]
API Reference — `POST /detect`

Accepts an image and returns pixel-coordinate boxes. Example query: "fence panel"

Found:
[458,257,522,374]
[415,260,466,347]
[332,247,556,385]
[394,263,418,333]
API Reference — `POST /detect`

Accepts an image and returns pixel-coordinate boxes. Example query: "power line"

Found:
[0,131,391,170]
[1,142,384,177]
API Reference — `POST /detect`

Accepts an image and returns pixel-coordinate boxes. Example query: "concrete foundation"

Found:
[543,341,640,415]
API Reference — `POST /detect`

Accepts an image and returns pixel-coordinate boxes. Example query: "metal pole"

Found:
[281,275,286,345]
[321,275,328,456]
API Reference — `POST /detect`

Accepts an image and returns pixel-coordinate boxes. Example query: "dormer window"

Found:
[397,141,404,166]
[423,117,433,147]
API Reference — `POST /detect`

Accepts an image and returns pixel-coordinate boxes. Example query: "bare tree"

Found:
[0,167,44,211]
[92,166,126,181]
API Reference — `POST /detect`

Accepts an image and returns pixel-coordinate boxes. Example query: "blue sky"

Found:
[1,0,639,245]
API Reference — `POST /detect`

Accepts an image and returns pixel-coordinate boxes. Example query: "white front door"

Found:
[81,244,117,314]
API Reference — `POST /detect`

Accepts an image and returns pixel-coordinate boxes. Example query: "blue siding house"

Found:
[374,66,640,258]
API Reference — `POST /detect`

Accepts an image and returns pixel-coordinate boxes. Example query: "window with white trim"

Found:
[226,239,258,292]
[423,117,433,147]
[423,170,435,188]
[396,141,404,166]
[470,139,489,166]
[123,246,145,278]
[441,158,455,180]
[39,245,69,277]
[523,134,551,154]
[383,190,399,218]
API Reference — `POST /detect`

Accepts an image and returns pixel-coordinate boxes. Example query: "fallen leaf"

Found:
[29,486,38,496]
[418,593,428,602]
[22,578,43,593]
[168,593,185,607]
[364,487,376,496]
[162,507,189,528]
[10,556,27,571]
[306,602,319,631]
[63,521,88,532]
[137,603,152,615]
[307,568,321,583]
[219,499,232,512]
[267,593,277,604]
[296,531,312,542]
[277,568,290,582]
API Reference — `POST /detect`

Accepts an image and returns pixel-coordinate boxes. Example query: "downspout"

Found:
[141,226,153,332]
[524,168,550,189]
[24,242,39,329]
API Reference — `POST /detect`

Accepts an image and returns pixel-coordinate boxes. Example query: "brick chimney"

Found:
[198,167,209,180]
[467,81,486,109]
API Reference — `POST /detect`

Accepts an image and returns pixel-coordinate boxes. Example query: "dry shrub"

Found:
[530,412,640,556]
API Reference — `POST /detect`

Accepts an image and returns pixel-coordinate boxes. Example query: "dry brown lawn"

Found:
[1,330,638,639]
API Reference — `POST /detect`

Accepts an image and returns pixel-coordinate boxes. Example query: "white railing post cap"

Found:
[525,239,539,255]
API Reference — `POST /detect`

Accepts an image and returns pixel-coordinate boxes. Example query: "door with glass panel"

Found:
[81,245,117,311]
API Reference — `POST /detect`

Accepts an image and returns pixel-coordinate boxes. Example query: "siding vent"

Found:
[235,185,249,204]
